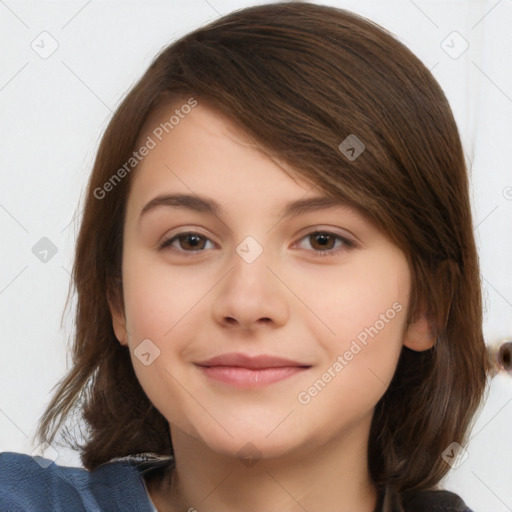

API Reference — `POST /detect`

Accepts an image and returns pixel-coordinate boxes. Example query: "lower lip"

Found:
[197,365,309,388]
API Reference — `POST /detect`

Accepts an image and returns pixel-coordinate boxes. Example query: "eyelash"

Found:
[158,230,357,257]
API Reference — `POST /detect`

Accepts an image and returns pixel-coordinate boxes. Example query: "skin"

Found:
[109,99,435,512]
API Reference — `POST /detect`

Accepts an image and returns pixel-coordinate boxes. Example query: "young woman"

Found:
[0,2,491,511]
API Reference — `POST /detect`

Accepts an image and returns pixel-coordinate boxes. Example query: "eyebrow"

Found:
[139,193,351,222]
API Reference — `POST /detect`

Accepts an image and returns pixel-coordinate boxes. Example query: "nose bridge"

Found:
[235,235,266,266]
[229,233,273,293]
[212,233,289,328]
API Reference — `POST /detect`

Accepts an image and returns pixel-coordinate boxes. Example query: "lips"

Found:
[196,352,310,369]
[195,353,312,388]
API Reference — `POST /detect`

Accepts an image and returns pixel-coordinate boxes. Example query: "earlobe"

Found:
[106,280,128,346]
[403,312,437,352]
[111,310,128,346]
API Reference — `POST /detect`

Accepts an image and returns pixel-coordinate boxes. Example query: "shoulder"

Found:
[402,489,475,512]
[0,451,172,512]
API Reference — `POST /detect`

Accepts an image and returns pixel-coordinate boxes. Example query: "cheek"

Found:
[119,253,204,433]
[292,248,409,345]
[293,251,409,409]
[295,291,407,430]
[121,251,207,342]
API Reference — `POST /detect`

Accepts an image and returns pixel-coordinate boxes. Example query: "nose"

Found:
[212,242,290,331]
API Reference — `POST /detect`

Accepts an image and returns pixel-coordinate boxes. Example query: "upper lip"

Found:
[195,353,311,369]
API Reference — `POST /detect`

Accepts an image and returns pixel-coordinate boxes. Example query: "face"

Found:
[110,99,433,461]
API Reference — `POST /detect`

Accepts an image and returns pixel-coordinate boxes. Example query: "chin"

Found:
[181,413,313,463]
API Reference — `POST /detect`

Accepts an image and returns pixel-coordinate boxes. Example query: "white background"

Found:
[0,1,511,510]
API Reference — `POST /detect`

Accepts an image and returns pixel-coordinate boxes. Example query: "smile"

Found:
[196,365,310,388]
[194,352,312,388]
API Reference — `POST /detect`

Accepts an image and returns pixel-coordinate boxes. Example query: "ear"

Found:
[403,310,436,352]
[106,278,128,346]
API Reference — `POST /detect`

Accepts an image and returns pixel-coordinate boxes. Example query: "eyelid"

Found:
[158,229,216,253]
[294,225,358,244]
[291,230,358,257]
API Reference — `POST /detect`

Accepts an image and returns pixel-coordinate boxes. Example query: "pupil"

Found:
[182,234,202,249]
[313,233,333,250]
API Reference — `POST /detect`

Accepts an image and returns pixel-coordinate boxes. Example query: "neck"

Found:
[150,414,378,512]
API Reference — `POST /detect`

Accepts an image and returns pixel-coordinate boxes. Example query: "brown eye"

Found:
[294,231,357,257]
[159,232,214,252]
[177,233,207,250]
[308,233,337,251]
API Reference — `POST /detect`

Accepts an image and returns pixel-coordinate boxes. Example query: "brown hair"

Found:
[35,1,491,507]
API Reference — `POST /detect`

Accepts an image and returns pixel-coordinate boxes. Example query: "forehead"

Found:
[128,100,316,207]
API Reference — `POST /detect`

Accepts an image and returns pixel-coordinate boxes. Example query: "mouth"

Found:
[194,352,312,388]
